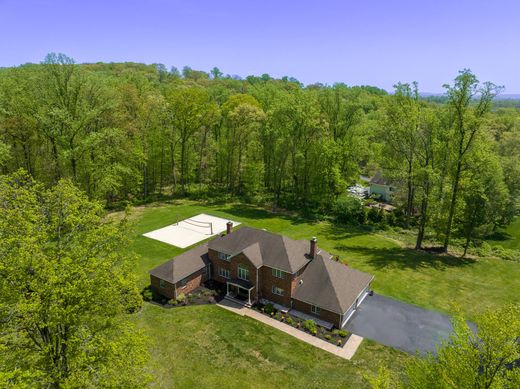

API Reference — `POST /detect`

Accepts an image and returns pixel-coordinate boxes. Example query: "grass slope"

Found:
[122,200,520,388]
[135,304,405,388]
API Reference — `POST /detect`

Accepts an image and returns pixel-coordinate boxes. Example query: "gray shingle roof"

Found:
[149,244,209,284]
[292,255,374,314]
[369,171,390,186]
[208,227,312,273]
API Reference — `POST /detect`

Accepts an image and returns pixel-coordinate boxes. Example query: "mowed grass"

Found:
[122,200,520,388]
[488,217,520,250]
[135,303,406,388]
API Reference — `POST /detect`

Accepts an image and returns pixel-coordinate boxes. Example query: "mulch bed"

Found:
[143,284,225,309]
[252,302,350,347]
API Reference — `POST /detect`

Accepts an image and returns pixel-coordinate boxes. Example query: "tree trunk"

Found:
[180,138,187,195]
[405,157,414,229]
[443,159,462,252]
[50,138,61,182]
[415,181,430,250]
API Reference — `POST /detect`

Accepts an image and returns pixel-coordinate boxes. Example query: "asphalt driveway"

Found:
[344,294,456,355]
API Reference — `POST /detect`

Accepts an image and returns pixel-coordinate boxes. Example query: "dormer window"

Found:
[218,252,231,261]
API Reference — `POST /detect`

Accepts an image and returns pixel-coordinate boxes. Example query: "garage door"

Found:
[341,286,370,328]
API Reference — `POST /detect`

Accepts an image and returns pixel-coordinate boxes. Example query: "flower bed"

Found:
[142,285,221,308]
[253,302,349,347]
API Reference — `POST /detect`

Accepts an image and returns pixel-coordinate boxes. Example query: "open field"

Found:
[124,200,520,387]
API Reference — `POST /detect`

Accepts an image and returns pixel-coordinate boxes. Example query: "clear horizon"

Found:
[1,0,519,93]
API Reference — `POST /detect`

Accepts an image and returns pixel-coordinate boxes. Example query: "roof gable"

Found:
[208,227,311,273]
[369,171,390,186]
[149,244,209,284]
[292,255,373,314]
[241,242,263,268]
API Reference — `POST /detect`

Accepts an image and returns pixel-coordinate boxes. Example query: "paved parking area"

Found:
[345,294,455,355]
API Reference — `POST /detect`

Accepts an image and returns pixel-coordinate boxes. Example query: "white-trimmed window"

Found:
[311,305,321,315]
[179,278,187,287]
[238,265,249,281]
[218,252,231,261]
[159,279,166,288]
[218,267,230,279]
[271,286,284,296]
[272,268,284,279]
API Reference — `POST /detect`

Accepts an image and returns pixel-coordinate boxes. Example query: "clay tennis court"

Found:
[142,213,240,248]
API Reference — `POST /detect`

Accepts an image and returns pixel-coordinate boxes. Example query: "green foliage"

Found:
[263,303,276,315]
[0,171,149,387]
[303,319,318,335]
[367,207,384,224]
[0,141,10,167]
[142,287,153,302]
[0,56,518,257]
[474,242,520,262]
[176,293,186,304]
[334,196,365,224]
[364,365,395,389]
[404,305,520,388]
[285,316,294,326]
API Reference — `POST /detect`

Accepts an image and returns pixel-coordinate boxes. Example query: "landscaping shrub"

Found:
[386,211,397,226]
[337,330,348,338]
[334,197,365,224]
[325,334,332,341]
[285,316,294,326]
[176,293,186,304]
[303,319,317,335]
[142,287,153,302]
[169,299,178,306]
[264,303,276,315]
[367,206,383,224]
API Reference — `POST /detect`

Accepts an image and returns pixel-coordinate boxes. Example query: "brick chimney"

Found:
[226,221,233,235]
[310,237,318,259]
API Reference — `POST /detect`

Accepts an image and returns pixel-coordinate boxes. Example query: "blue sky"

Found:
[1,0,519,92]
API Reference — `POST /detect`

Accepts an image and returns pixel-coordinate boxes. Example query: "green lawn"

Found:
[135,303,406,388]
[487,217,520,250]
[122,200,520,388]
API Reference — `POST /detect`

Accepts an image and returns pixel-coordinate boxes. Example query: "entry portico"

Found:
[226,278,255,306]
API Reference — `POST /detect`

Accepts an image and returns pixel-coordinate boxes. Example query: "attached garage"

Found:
[341,284,371,328]
[292,255,374,329]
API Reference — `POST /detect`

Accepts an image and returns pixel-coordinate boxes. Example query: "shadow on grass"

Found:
[337,245,476,271]
[322,222,379,240]
[217,203,313,226]
[486,230,513,242]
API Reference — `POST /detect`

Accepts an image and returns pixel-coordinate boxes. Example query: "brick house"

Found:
[149,245,210,300]
[149,223,373,328]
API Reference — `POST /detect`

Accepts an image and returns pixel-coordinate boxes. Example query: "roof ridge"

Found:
[280,235,295,271]
[319,255,345,311]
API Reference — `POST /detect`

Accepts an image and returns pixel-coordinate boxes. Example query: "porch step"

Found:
[224,295,252,307]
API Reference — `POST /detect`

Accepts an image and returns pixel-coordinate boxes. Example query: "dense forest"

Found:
[0,53,519,254]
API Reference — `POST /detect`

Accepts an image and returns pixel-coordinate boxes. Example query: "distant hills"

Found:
[421,92,520,100]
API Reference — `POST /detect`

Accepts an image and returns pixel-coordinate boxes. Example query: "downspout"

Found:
[256,266,260,301]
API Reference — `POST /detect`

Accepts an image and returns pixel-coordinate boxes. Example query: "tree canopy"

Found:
[0,171,148,388]
[0,54,519,254]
